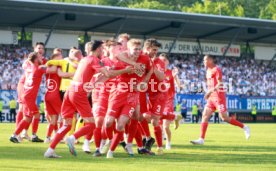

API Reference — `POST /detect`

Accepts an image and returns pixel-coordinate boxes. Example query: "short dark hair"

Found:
[159,53,168,59]
[35,42,45,47]
[144,38,161,49]
[92,40,104,51]
[205,54,217,64]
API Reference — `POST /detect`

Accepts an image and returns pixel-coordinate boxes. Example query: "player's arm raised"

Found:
[117,52,143,71]
[172,67,181,89]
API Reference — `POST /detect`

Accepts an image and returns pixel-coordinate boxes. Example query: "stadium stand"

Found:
[169,54,276,96]
[0,45,275,97]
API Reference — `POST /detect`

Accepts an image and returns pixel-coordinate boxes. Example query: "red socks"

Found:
[110,131,123,151]
[135,127,143,148]
[15,120,29,135]
[16,111,23,127]
[101,126,107,140]
[54,124,58,132]
[32,118,40,135]
[73,123,95,140]
[154,126,162,148]
[140,119,151,137]
[93,127,102,148]
[125,124,129,135]
[229,118,244,128]
[46,124,56,138]
[105,124,114,140]
[200,122,208,139]
[127,119,138,144]
[50,125,72,149]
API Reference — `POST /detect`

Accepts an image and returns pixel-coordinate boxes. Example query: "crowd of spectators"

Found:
[169,54,276,96]
[0,45,275,96]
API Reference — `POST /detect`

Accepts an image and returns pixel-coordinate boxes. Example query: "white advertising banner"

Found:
[255,46,276,60]
[158,40,240,57]
[32,32,78,49]
[0,30,18,44]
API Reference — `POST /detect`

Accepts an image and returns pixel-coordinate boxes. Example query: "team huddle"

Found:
[9,33,251,159]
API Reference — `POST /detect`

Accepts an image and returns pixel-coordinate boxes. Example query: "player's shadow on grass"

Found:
[172,144,276,152]
[1,145,276,165]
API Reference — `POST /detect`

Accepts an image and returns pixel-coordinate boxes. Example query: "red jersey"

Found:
[69,55,102,92]
[117,54,151,92]
[45,72,61,97]
[41,57,47,64]
[23,64,46,99]
[101,57,126,85]
[206,66,225,97]
[148,57,165,93]
[164,69,175,98]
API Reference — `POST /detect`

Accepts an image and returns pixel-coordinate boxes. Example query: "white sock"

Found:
[47,147,54,153]
[166,141,171,146]
[146,137,151,141]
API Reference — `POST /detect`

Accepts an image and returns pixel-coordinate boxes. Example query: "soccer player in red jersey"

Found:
[191,55,250,145]
[141,38,166,155]
[44,41,116,158]
[92,39,135,156]
[10,52,47,143]
[44,53,74,143]
[159,53,182,150]
[17,42,47,141]
[15,60,31,142]
[105,39,149,158]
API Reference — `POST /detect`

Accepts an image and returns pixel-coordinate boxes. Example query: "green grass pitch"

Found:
[1,123,276,171]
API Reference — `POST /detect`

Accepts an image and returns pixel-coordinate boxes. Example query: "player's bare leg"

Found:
[44,118,72,158]
[67,117,96,156]
[10,116,32,143]
[92,116,105,156]
[45,115,58,143]
[31,113,43,142]
[219,112,250,140]
[191,107,213,145]
[163,119,172,150]
[102,116,116,154]
[107,115,130,158]
[151,115,163,155]
[142,113,156,150]
[125,105,140,156]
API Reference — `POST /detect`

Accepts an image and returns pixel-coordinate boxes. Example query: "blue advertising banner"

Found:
[176,94,276,110]
[0,90,43,108]
[0,90,275,111]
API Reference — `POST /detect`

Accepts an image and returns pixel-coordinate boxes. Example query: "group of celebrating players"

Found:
[9,33,251,159]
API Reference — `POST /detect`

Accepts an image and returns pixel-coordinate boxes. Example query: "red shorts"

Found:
[139,92,148,114]
[161,97,175,121]
[61,90,92,119]
[45,91,62,115]
[93,91,110,118]
[106,90,138,119]
[22,98,39,118]
[206,94,227,113]
[17,82,24,104]
[147,92,167,116]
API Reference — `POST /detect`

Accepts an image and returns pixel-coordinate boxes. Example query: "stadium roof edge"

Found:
[1,0,276,44]
[7,0,276,24]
